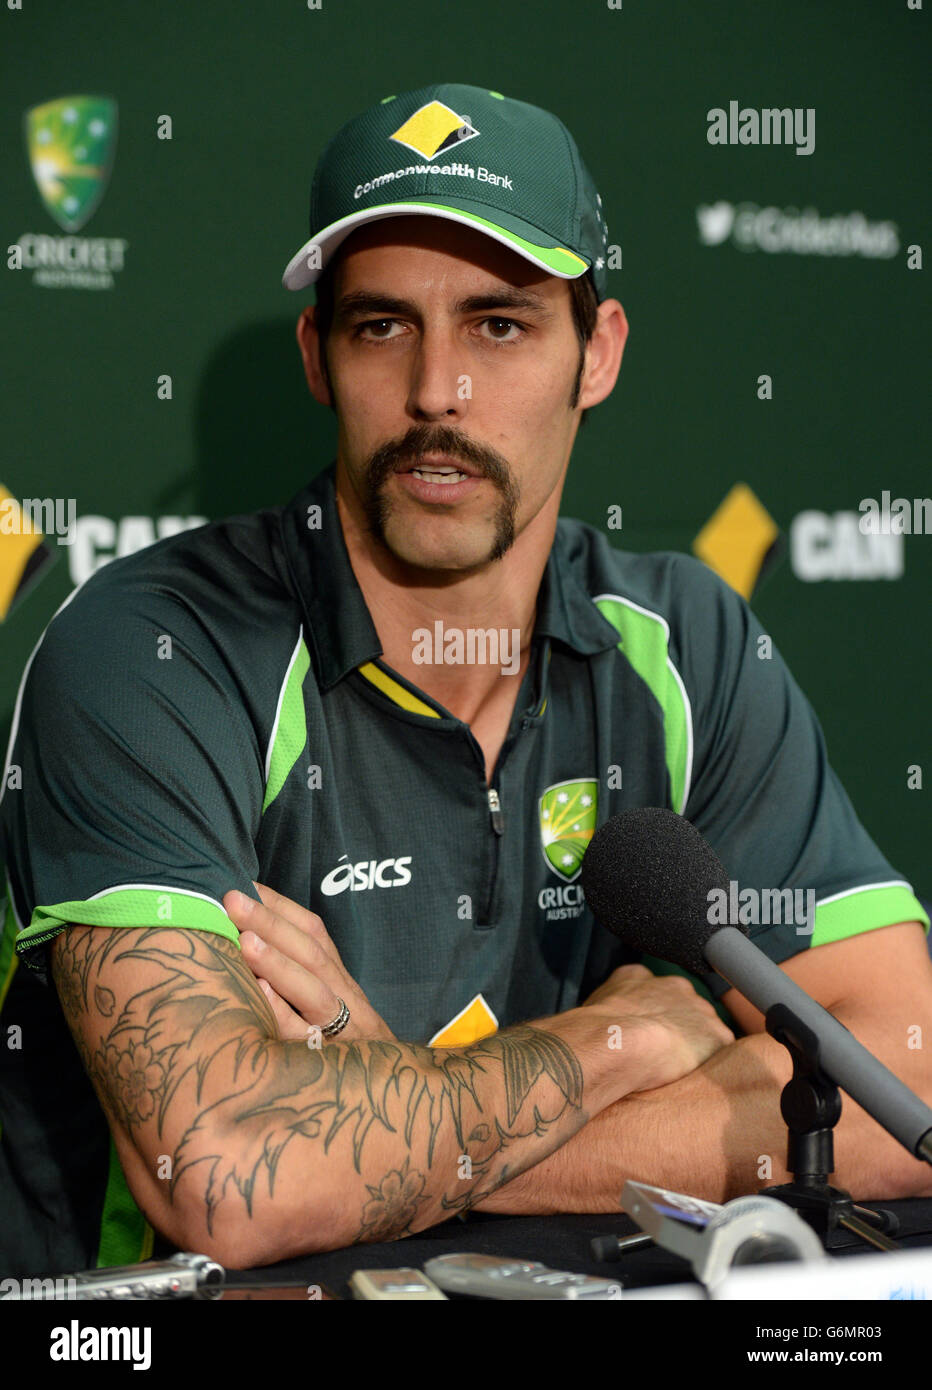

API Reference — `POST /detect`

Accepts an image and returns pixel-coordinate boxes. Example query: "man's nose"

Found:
[405,326,468,421]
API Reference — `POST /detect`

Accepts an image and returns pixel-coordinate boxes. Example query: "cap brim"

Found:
[282,198,591,291]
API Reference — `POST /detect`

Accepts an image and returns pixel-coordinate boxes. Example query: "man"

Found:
[1,83,929,1276]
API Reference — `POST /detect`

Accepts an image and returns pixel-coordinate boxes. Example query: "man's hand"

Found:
[580,964,734,1091]
[223,883,396,1043]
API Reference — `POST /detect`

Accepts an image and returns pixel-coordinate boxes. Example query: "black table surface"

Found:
[225,1198,932,1300]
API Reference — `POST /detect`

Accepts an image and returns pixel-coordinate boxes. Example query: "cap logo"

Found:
[389,101,479,162]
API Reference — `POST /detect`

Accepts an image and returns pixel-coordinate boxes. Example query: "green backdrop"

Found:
[2,0,928,908]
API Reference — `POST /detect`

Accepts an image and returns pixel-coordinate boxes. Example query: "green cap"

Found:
[282,82,610,300]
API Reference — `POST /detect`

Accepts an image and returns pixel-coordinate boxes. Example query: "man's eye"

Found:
[481,318,523,342]
[355,319,404,340]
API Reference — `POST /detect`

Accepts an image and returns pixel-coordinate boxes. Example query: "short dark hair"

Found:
[312,255,600,425]
[566,270,599,422]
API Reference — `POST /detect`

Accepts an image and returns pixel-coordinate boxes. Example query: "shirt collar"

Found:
[279,463,382,690]
[279,463,621,689]
[533,523,628,656]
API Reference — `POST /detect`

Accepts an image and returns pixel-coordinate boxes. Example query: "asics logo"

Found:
[320,854,413,896]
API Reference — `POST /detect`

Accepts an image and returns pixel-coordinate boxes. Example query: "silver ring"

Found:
[321,998,350,1038]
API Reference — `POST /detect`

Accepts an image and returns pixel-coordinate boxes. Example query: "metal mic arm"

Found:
[761,1003,899,1252]
[703,926,932,1164]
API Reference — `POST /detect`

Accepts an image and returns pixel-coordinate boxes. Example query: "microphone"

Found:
[580,808,932,1166]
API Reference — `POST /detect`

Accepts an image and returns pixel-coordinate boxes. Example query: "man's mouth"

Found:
[395,457,481,485]
[409,466,470,485]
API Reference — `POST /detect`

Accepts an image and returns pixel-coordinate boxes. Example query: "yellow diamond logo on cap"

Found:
[390,100,479,161]
[693,483,780,599]
[428,993,498,1048]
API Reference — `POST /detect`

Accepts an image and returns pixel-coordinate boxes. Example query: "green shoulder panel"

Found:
[593,593,693,814]
[262,631,311,814]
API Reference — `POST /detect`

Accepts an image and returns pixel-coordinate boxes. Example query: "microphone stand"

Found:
[761,1003,899,1252]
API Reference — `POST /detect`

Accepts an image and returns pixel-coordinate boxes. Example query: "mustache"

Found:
[365,424,515,492]
[359,424,520,563]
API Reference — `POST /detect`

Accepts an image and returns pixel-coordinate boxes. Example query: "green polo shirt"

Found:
[0,461,926,1275]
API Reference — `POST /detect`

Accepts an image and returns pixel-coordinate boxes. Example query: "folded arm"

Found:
[476,922,932,1214]
[50,924,728,1267]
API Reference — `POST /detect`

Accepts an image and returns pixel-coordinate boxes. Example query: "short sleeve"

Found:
[1,567,264,981]
[670,555,928,995]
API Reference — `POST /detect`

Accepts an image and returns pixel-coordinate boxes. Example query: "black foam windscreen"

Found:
[579,807,735,977]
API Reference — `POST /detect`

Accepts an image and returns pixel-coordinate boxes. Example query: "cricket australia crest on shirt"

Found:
[538,779,597,882]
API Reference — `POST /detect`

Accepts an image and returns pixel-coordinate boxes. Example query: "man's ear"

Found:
[296,306,333,408]
[576,298,629,412]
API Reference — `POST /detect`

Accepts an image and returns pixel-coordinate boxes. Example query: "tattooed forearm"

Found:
[51,926,588,1259]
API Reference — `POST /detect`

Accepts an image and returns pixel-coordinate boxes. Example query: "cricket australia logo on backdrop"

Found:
[538,779,597,883]
[14,94,128,290]
[389,101,479,161]
[25,95,117,231]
